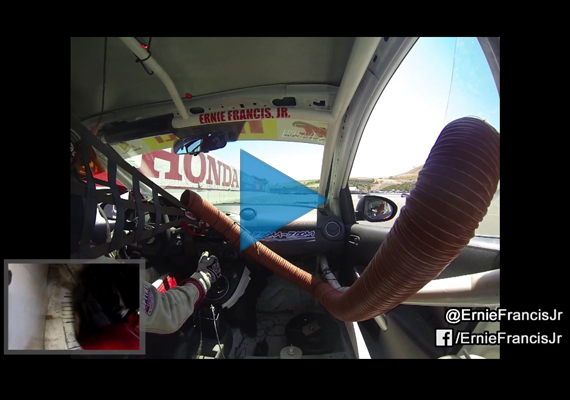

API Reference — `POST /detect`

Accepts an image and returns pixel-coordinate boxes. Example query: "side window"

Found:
[350,37,500,237]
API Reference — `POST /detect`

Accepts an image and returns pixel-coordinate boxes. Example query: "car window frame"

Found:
[339,37,500,237]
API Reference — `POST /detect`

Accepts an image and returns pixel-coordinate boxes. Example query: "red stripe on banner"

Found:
[249,120,264,133]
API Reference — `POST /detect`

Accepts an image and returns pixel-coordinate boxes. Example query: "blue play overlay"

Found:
[239,150,328,251]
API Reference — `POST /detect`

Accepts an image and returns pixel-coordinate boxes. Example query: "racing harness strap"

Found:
[70,113,193,259]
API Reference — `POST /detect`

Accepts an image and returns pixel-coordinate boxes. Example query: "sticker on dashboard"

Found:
[255,230,316,242]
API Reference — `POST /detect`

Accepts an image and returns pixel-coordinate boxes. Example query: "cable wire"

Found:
[133,37,154,76]
[256,315,286,339]
[443,37,458,126]
[234,334,248,359]
[211,305,225,359]
[97,204,112,243]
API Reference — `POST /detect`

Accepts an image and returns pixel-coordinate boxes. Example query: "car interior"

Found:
[70,37,500,359]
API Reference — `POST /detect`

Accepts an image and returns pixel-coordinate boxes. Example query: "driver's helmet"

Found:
[72,264,140,350]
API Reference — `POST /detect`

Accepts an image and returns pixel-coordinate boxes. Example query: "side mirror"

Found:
[355,195,398,222]
[173,132,228,155]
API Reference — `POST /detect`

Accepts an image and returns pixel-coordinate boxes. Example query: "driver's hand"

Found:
[197,251,222,284]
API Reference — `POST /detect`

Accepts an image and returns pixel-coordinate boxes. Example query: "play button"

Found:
[239,150,328,251]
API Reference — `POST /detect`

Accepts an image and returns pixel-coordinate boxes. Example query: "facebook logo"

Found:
[435,329,454,347]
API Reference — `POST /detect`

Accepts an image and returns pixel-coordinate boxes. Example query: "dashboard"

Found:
[190,208,346,305]
[105,201,346,306]
[215,209,345,257]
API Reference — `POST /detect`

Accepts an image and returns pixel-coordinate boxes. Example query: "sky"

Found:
[207,37,500,181]
[213,140,324,181]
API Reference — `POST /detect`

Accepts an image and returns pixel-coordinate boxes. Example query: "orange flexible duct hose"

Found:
[181,117,500,322]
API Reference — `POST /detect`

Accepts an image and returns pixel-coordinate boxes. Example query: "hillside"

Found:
[300,177,376,191]
[371,164,424,190]
[299,179,320,189]
[393,165,423,180]
[299,164,425,191]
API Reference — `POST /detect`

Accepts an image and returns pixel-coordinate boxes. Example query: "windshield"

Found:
[123,138,324,212]
[350,37,499,237]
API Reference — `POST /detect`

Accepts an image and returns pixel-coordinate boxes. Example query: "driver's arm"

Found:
[142,272,209,334]
[142,252,221,334]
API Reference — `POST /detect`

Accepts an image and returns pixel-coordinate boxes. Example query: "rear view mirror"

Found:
[173,132,228,155]
[355,195,398,222]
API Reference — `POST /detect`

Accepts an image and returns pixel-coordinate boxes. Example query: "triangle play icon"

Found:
[239,149,328,251]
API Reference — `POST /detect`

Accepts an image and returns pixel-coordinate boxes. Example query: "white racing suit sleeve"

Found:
[142,271,212,334]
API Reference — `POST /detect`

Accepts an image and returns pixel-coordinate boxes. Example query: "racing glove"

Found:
[191,251,222,291]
